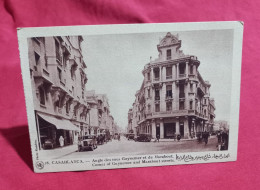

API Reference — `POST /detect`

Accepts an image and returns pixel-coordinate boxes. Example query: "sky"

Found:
[81,29,234,129]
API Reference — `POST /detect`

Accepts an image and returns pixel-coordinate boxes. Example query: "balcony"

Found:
[188,74,196,79]
[167,56,172,60]
[179,74,186,79]
[165,95,173,101]
[198,83,206,95]
[61,41,71,55]
[147,110,189,118]
[188,109,195,114]
[154,77,160,82]
[155,96,160,100]
[166,75,172,80]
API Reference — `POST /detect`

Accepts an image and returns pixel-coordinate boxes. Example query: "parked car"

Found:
[78,135,97,151]
[134,133,152,142]
[43,139,55,149]
[126,133,135,140]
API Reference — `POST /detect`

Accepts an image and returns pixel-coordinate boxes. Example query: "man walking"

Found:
[156,134,160,142]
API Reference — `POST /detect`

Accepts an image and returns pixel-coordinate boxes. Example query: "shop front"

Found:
[36,113,80,150]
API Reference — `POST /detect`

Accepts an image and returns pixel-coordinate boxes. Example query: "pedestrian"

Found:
[173,133,176,141]
[156,134,160,142]
[59,135,64,147]
[177,134,181,142]
[204,132,209,145]
[199,132,202,143]
[217,131,221,143]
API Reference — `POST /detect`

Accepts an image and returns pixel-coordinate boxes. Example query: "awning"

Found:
[38,113,80,132]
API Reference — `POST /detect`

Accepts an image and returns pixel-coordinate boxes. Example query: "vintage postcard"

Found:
[17,22,243,173]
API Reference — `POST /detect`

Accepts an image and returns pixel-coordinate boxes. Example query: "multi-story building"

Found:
[127,108,133,133]
[86,90,117,136]
[28,36,90,149]
[129,32,216,139]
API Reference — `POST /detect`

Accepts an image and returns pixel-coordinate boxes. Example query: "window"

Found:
[39,87,45,105]
[179,84,185,98]
[190,65,193,74]
[148,89,151,98]
[154,68,160,80]
[166,85,172,98]
[167,49,171,60]
[190,101,193,110]
[147,72,150,81]
[66,101,70,114]
[155,88,160,100]
[190,83,193,92]
[57,67,62,80]
[71,65,76,80]
[179,101,184,110]
[204,99,207,104]
[148,104,151,112]
[166,102,172,111]
[34,52,40,69]
[63,53,68,68]
[55,39,61,62]
[166,67,172,79]
[72,86,74,96]
[155,104,160,112]
[179,63,185,74]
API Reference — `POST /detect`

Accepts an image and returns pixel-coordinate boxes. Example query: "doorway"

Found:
[180,122,184,137]
[164,123,176,138]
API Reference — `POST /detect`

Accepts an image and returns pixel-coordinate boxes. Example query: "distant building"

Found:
[86,90,117,136]
[128,32,216,139]
[214,120,229,131]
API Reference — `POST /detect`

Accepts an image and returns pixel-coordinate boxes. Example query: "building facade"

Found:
[128,32,216,139]
[28,36,91,150]
[86,90,118,136]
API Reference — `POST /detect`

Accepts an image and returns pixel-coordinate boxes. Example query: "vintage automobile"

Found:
[43,139,55,149]
[126,133,135,140]
[134,133,152,142]
[78,135,97,151]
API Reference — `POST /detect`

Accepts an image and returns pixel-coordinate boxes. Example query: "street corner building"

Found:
[128,32,216,140]
[27,36,118,151]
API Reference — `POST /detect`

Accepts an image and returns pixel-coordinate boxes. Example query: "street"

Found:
[60,136,218,159]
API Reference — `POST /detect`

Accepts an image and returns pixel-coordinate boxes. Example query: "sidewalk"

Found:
[154,136,216,142]
[39,144,78,160]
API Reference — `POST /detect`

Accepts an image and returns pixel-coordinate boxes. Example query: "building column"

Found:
[185,82,188,109]
[193,65,196,76]
[175,82,179,110]
[172,64,175,79]
[184,117,189,139]
[186,61,188,77]
[161,83,165,111]
[176,118,180,134]
[160,119,164,139]
[151,67,154,82]
[160,66,162,81]
[176,63,179,79]
[151,120,156,138]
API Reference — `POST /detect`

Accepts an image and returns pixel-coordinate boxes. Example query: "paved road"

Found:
[61,136,218,159]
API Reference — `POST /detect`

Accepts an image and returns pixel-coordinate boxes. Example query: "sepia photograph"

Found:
[17,22,243,173]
